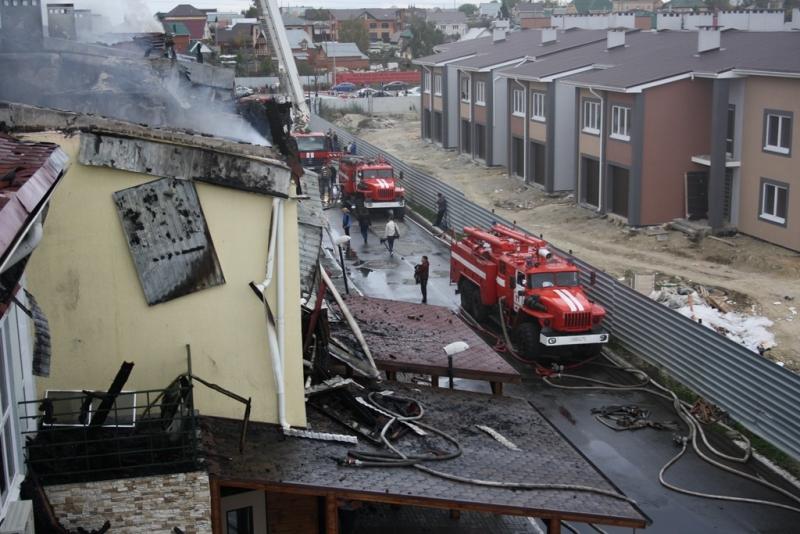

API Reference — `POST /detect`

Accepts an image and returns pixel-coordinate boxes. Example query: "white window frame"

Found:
[0,323,22,520]
[423,71,431,94]
[760,181,788,225]
[433,74,442,96]
[460,75,471,103]
[610,105,631,141]
[475,81,486,106]
[531,92,545,122]
[582,99,601,135]
[764,113,791,155]
[512,89,525,117]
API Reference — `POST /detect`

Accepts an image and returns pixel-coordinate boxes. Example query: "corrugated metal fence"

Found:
[312,115,800,461]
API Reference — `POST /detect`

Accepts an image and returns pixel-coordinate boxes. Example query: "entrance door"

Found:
[461,120,471,154]
[475,124,486,160]
[609,165,629,218]
[530,141,545,186]
[422,109,431,140]
[433,111,443,143]
[221,490,267,534]
[686,171,709,220]
[511,137,524,178]
[582,157,600,207]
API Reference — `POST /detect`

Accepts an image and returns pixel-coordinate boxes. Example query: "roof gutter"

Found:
[461,56,534,73]
[497,64,597,83]
[412,53,477,67]
[0,164,69,275]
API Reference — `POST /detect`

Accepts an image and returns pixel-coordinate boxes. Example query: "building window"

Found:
[763,111,792,155]
[227,506,254,534]
[531,92,545,122]
[760,179,788,226]
[433,74,442,95]
[381,22,389,28]
[369,23,377,29]
[475,81,486,105]
[610,105,631,141]
[582,99,601,135]
[423,71,431,93]
[460,76,470,102]
[726,105,735,156]
[512,89,525,117]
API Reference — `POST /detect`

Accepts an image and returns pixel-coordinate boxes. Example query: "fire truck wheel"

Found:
[395,206,405,220]
[516,322,542,360]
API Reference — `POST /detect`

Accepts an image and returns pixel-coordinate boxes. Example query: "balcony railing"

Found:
[19,380,199,486]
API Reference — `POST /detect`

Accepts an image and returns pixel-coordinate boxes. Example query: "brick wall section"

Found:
[45,471,212,533]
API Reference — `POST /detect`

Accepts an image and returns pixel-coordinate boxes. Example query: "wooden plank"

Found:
[546,517,561,534]
[326,494,339,534]
[209,476,222,534]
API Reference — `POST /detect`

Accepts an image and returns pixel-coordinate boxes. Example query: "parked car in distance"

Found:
[382,81,408,91]
[331,82,357,93]
[234,85,255,98]
[355,88,391,98]
[407,86,421,95]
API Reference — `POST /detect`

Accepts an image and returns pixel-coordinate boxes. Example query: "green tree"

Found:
[242,1,259,17]
[407,16,445,59]
[458,3,478,16]
[338,19,370,54]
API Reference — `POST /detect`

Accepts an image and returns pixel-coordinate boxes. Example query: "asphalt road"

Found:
[325,207,800,533]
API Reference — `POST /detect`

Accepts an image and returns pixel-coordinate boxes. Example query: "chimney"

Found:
[697,27,721,53]
[607,28,625,49]
[541,27,557,45]
[492,20,509,43]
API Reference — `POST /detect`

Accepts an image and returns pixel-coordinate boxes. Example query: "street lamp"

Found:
[334,234,351,295]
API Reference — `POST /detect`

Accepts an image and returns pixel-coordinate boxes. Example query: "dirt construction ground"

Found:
[334,113,800,371]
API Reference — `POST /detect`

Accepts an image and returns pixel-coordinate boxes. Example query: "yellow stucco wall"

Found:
[23,133,306,426]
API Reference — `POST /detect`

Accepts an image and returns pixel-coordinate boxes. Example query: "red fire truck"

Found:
[293,132,341,173]
[451,224,608,358]
[337,155,405,218]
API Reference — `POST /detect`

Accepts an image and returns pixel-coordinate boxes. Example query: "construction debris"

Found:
[591,405,677,432]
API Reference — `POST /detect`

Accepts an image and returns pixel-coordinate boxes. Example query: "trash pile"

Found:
[650,286,776,354]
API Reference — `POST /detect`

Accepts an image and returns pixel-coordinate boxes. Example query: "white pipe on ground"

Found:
[319,265,380,379]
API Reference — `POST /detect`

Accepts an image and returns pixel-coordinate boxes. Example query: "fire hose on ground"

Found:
[341,391,639,505]
[475,298,800,515]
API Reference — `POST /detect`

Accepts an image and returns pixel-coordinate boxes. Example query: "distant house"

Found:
[216,22,257,54]
[329,8,401,44]
[427,10,469,39]
[660,0,708,12]
[162,21,192,54]
[317,41,369,70]
[479,2,502,19]
[257,27,315,61]
[613,0,662,11]
[514,2,551,28]
[161,4,208,41]
[568,0,613,14]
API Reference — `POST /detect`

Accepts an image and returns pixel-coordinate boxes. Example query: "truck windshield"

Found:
[529,272,580,288]
[361,169,393,179]
[295,136,327,151]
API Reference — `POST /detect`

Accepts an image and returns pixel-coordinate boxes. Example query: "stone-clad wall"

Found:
[45,471,212,533]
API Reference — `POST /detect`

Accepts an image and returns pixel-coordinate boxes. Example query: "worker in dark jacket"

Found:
[415,256,430,304]
[357,207,371,245]
[435,192,448,229]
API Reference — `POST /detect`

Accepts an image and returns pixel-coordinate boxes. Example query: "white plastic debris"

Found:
[444,341,469,355]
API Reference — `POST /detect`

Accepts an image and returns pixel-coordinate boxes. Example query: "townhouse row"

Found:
[415,27,800,252]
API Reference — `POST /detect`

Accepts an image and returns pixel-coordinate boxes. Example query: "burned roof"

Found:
[0,135,68,269]
[202,384,647,528]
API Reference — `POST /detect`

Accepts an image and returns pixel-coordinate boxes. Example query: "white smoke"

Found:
[72,0,162,34]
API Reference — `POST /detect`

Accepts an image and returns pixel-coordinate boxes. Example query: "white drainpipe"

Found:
[589,86,604,212]
[258,198,288,430]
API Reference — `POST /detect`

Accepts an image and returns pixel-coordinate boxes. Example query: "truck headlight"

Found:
[547,338,557,345]
[600,334,608,342]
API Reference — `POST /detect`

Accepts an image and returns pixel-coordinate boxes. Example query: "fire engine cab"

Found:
[293,132,339,173]
[337,155,405,218]
[451,224,608,358]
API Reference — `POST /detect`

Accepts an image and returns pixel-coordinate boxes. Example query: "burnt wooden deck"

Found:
[339,296,520,394]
